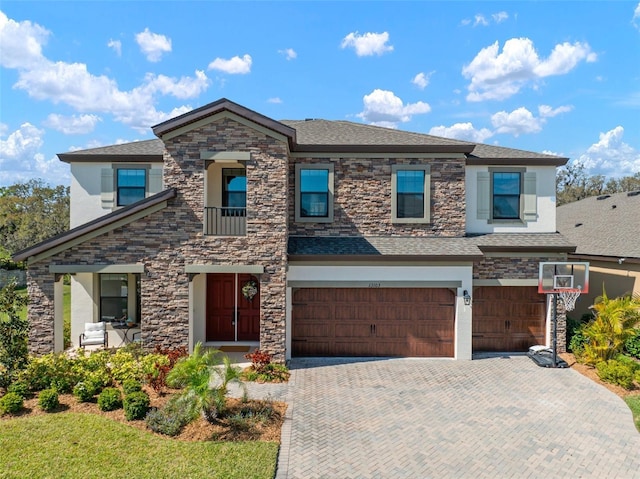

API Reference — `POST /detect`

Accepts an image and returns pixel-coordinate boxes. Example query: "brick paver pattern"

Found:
[265,356,640,479]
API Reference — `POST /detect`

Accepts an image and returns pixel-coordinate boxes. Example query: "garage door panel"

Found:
[293,340,331,357]
[473,287,546,352]
[292,288,455,358]
[293,322,332,338]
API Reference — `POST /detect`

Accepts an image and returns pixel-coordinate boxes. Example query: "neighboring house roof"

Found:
[58,139,164,163]
[288,233,574,260]
[12,189,177,263]
[58,98,567,165]
[556,191,640,262]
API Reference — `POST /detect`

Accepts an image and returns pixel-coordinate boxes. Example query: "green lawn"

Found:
[625,395,640,433]
[0,413,279,479]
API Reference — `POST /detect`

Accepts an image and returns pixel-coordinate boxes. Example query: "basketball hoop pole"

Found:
[552,293,558,368]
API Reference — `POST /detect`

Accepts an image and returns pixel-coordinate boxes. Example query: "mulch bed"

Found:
[1,386,286,442]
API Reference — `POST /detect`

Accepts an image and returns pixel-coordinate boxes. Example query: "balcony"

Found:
[204,207,246,236]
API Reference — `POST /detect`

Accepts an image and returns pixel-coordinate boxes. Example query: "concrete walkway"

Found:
[244,355,640,479]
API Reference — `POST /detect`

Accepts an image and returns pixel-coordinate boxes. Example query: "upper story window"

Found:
[295,163,334,223]
[391,165,431,224]
[492,172,521,220]
[477,167,537,223]
[117,169,146,206]
[101,165,162,210]
[222,168,246,215]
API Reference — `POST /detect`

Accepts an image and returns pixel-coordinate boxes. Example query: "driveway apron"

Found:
[268,356,640,479]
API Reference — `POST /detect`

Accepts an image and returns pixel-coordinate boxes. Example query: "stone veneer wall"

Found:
[26,117,289,361]
[474,255,567,352]
[26,263,55,355]
[288,157,465,236]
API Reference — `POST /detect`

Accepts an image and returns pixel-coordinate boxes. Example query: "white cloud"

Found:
[44,113,101,134]
[279,48,297,60]
[0,122,68,186]
[267,97,282,104]
[341,31,393,57]
[491,107,543,136]
[356,89,430,127]
[538,104,573,118]
[0,11,49,69]
[633,3,640,30]
[463,38,597,101]
[474,15,489,27]
[492,12,509,23]
[208,54,252,74]
[411,72,433,90]
[1,13,205,133]
[576,126,640,177]
[135,28,171,62]
[429,123,493,143]
[107,39,122,57]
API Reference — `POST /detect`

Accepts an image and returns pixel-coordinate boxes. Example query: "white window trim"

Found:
[391,164,431,224]
[295,163,334,223]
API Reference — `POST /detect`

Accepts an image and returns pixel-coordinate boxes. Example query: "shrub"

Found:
[7,380,31,399]
[123,391,150,420]
[20,353,79,392]
[73,381,97,402]
[97,387,122,411]
[624,329,640,359]
[0,391,24,415]
[145,395,197,436]
[569,325,588,357]
[0,280,29,388]
[596,359,635,390]
[38,388,59,412]
[146,346,187,393]
[244,350,273,373]
[122,379,142,396]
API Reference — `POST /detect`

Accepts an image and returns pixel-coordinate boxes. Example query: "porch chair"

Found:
[79,322,108,348]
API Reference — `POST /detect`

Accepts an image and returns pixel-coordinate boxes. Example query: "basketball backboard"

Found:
[538,262,589,294]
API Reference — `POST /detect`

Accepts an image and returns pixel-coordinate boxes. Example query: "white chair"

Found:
[79,322,108,348]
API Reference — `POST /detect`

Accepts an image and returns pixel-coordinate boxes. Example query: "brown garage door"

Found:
[292,288,455,357]
[472,286,546,352]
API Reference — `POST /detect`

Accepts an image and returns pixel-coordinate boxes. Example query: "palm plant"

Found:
[579,290,640,365]
[166,342,244,423]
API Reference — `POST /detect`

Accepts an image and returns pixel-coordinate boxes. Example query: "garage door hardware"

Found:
[370,324,377,335]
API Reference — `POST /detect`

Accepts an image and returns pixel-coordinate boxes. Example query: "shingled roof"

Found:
[288,233,574,260]
[557,191,640,261]
[58,99,566,164]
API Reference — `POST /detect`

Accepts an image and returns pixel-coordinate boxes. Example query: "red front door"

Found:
[206,274,260,342]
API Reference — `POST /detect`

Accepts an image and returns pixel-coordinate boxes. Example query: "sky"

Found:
[1,1,639,187]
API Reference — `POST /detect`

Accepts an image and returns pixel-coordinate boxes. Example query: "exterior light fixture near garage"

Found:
[463,290,472,306]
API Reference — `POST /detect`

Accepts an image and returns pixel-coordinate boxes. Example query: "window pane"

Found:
[117,169,146,187]
[398,193,424,218]
[493,195,520,219]
[301,169,329,192]
[397,170,424,194]
[100,274,128,322]
[118,188,146,206]
[223,169,247,208]
[301,192,328,217]
[493,172,520,195]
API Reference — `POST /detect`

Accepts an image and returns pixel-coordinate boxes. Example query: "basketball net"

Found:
[558,288,581,312]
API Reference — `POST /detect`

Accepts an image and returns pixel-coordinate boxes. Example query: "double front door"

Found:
[206,273,260,341]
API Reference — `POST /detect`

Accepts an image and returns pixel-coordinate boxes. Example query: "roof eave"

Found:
[58,154,163,163]
[477,245,577,253]
[12,188,177,263]
[287,254,484,262]
[292,144,476,154]
[568,253,640,264]
[466,157,569,166]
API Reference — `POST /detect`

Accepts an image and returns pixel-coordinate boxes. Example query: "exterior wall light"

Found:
[463,290,472,306]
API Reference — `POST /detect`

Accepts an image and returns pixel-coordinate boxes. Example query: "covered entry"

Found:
[292,288,455,357]
[472,286,546,352]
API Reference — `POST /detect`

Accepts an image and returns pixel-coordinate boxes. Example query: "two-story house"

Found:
[14,98,575,361]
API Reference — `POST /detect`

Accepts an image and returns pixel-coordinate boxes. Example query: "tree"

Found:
[0,280,29,387]
[557,164,640,206]
[0,179,69,255]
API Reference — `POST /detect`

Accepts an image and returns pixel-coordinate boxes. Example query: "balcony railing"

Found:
[204,207,246,236]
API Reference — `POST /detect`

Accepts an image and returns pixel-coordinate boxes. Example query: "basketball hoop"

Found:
[558,289,581,312]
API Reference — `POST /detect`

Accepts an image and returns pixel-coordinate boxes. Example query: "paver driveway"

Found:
[265,355,640,479]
